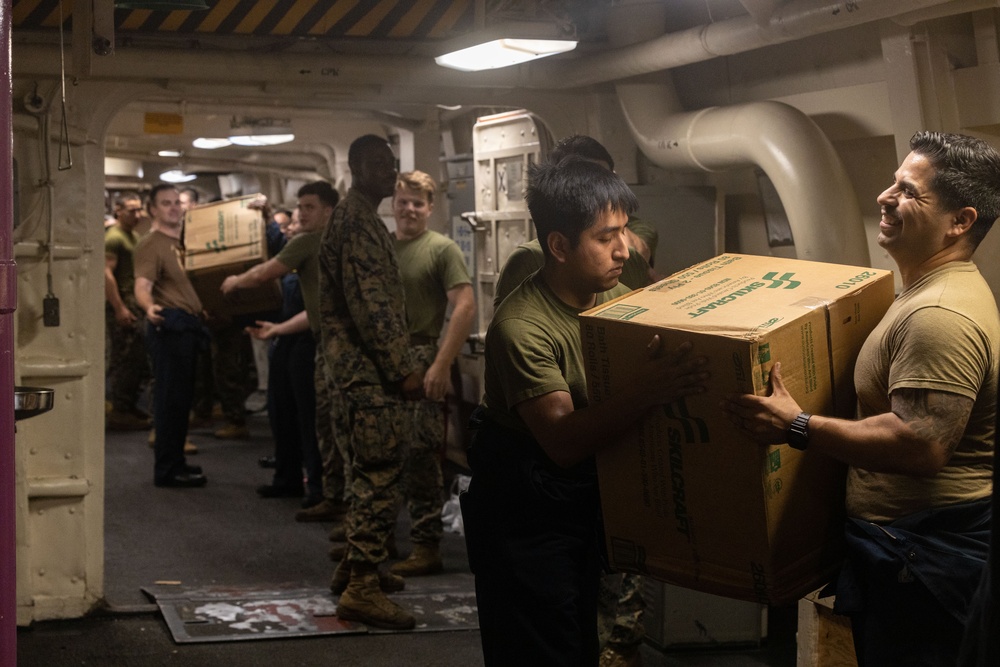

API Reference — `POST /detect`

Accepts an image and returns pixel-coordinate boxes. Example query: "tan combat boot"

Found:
[330,557,405,595]
[389,543,443,577]
[335,563,415,630]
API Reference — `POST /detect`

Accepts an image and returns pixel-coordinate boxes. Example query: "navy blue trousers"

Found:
[463,410,601,667]
[146,314,200,484]
[267,331,320,496]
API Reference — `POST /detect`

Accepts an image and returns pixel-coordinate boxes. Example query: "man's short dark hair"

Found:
[297,181,340,208]
[910,131,1000,248]
[114,191,141,209]
[348,135,390,172]
[526,155,638,258]
[549,135,615,171]
[147,184,178,212]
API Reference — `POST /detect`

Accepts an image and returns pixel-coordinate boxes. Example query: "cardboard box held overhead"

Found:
[183,194,268,271]
[581,253,895,606]
[183,195,281,317]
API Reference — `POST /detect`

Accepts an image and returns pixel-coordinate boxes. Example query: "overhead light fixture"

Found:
[228,116,295,147]
[114,0,210,10]
[435,22,577,72]
[158,150,182,157]
[192,137,232,150]
[160,169,197,184]
[229,133,295,147]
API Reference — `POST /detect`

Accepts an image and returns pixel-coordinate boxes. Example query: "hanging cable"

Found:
[56,0,72,171]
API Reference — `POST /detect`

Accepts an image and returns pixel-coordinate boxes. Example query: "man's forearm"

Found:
[434,306,474,370]
[104,270,126,312]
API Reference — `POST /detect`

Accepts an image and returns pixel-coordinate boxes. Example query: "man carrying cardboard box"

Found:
[725,131,1000,666]
[221,181,339,508]
[462,155,709,666]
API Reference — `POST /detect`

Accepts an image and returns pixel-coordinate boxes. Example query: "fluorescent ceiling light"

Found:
[435,38,576,72]
[193,137,232,149]
[228,133,295,147]
[228,116,294,147]
[160,169,197,184]
[158,150,181,157]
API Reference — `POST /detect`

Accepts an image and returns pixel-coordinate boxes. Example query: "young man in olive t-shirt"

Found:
[221,181,338,508]
[463,156,709,666]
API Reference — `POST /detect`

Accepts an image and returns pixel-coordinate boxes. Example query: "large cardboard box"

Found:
[183,195,281,317]
[183,194,268,271]
[187,262,282,319]
[581,254,895,606]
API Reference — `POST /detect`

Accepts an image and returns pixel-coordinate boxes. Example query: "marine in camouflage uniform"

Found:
[104,194,152,429]
[597,572,646,666]
[318,135,421,630]
[388,171,476,577]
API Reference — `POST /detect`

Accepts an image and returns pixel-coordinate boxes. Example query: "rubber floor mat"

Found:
[142,578,479,644]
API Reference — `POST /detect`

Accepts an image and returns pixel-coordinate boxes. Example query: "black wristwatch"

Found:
[786,412,812,451]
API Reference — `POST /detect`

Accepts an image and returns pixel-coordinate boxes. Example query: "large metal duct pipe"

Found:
[617,83,869,264]
[610,2,869,264]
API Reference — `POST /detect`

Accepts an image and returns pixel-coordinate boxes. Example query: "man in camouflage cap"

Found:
[318,134,422,630]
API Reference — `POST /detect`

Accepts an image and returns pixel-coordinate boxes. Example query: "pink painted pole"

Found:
[0,1,16,663]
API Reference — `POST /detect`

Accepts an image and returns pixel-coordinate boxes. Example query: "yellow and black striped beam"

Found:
[13,0,474,39]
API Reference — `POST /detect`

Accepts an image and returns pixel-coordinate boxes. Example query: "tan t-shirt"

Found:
[847,261,998,522]
[134,230,202,315]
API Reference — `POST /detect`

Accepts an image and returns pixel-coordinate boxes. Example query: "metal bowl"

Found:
[14,386,55,421]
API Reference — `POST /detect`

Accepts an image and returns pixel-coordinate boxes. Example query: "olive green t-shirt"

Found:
[276,231,321,335]
[105,224,139,300]
[395,230,471,339]
[848,261,998,522]
[483,274,630,435]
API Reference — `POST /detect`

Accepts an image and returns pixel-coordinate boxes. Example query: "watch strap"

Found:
[786,412,812,451]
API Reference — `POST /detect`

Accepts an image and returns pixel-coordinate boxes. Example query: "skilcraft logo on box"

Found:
[687,270,800,319]
[761,272,800,289]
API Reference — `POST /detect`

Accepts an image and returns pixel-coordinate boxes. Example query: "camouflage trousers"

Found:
[106,305,151,413]
[342,385,411,565]
[315,350,351,504]
[597,572,646,650]
[401,344,446,546]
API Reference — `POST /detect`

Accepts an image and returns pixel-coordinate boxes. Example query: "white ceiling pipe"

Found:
[616,81,869,264]
[534,0,959,89]
[738,0,782,25]
[12,0,963,94]
[12,43,519,90]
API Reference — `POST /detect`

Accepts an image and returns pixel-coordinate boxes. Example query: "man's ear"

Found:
[949,206,978,238]
[547,231,570,264]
